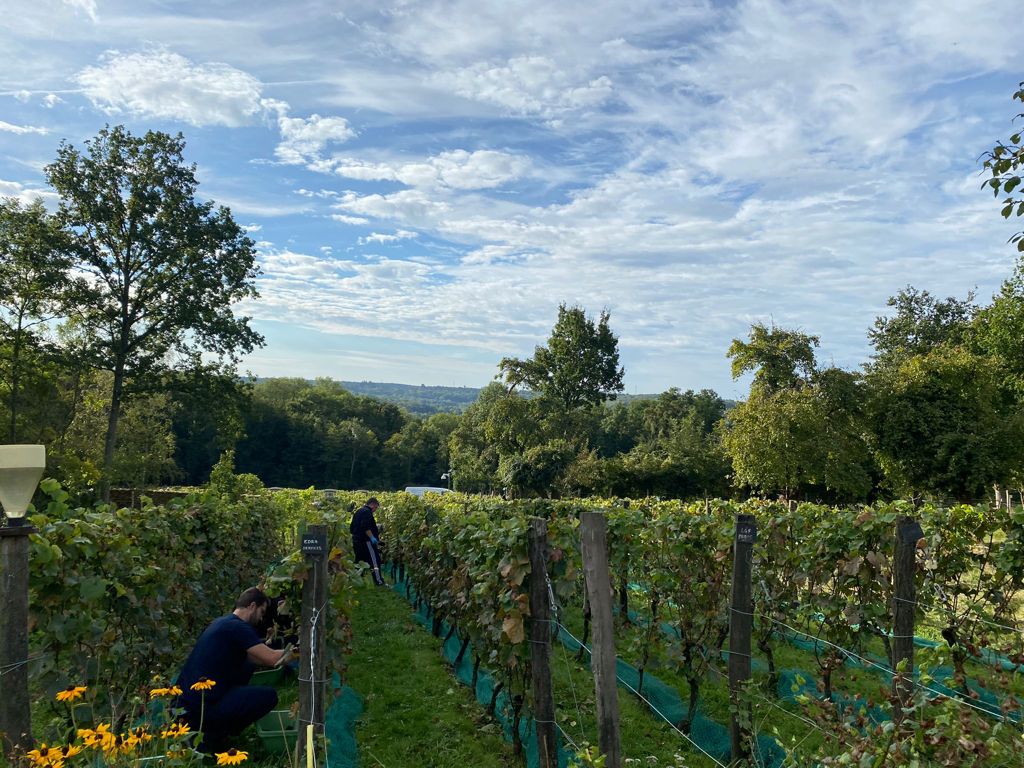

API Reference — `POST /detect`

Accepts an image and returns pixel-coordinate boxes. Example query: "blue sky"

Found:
[1,0,1022,397]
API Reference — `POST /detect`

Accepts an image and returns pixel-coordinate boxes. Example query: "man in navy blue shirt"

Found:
[177,588,294,751]
[350,498,385,585]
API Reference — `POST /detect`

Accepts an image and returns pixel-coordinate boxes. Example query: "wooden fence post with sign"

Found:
[580,511,622,768]
[528,517,558,768]
[297,524,329,765]
[892,516,921,722]
[729,514,756,765]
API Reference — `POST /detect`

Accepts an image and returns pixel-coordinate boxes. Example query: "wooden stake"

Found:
[0,526,33,759]
[728,514,756,765]
[297,524,329,764]
[580,512,621,768]
[892,516,919,722]
[528,518,557,768]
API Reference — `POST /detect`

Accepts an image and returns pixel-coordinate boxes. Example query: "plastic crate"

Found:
[250,667,285,687]
[256,709,297,754]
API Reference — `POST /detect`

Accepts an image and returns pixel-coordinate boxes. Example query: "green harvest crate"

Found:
[256,709,298,754]
[251,667,285,687]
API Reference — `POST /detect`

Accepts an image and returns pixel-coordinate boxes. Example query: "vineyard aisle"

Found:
[345,583,518,768]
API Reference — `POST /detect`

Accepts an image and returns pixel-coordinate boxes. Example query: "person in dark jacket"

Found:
[350,497,385,585]
[176,588,295,751]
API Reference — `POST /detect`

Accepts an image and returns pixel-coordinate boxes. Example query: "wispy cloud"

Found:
[0,121,48,135]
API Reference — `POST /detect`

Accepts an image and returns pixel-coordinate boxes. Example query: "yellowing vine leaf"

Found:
[502,615,525,644]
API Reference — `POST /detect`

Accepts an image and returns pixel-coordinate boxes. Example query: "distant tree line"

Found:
[3,83,1024,504]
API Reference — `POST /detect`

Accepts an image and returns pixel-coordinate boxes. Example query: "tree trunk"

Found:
[619,575,630,625]
[455,637,471,666]
[487,681,503,716]
[511,695,523,757]
[472,654,481,692]
[7,315,23,442]
[100,359,127,503]
[758,632,778,695]
[578,589,592,662]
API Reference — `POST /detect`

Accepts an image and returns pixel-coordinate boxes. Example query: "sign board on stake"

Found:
[301,530,327,555]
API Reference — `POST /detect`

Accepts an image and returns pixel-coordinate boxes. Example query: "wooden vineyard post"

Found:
[892,516,921,722]
[297,524,329,764]
[580,511,622,768]
[0,526,33,758]
[528,518,558,768]
[729,514,756,765]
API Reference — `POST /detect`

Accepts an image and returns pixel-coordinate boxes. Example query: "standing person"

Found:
[176,588,296,752]
[350,497,385,585]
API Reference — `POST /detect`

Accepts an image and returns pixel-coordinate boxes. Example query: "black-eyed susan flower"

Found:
[215,748,249,765]
[149,684,184,698]
[161,722,191,739]
[55,745,82,759]
[26,743,52,764]
[125,727,153,748]
[55,685,87,703]
[190,677,216,692]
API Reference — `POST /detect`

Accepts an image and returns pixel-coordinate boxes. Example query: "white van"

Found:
[404,486,452,497]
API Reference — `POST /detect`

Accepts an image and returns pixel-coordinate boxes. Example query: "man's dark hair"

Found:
[235,587,269,609]
[366,497,379,507]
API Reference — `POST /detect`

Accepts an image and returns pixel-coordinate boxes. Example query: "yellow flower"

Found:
[215,748,249,765]
[54,745,82,760]
[125,727,153,748]
[26,743,52,764]
[190,677,216,692]
[79,722,114,749]
[150,684,184,698]
[161,722,191,739]
[55,685,87,703]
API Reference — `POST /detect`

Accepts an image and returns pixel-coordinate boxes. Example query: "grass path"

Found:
[345,584,518,768]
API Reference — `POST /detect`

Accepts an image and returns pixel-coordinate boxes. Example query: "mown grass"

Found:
[345,584,518,768]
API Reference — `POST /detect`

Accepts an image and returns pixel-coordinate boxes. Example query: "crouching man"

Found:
[176,587,294,752]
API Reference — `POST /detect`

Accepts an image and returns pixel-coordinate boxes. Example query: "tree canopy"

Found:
[499,304,624,409]
[44,125,264,497]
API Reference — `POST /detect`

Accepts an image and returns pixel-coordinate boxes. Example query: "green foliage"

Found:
[727,323,819,395]
[0,197,73,443]
[44,125,264,494]
[867,345,1024,499]
[27,477,288,725]
[867,286,976,371]
[981,81,1024,253]
[499,304,624,410]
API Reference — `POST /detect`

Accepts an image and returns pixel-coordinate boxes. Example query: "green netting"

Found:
[390,575,577,768]
[326,685,363,768]
[556,627,785,768]
[780,631,1020,721]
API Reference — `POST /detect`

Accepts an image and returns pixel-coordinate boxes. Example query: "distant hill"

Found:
[339,381,482,415]
[255,378,725,416]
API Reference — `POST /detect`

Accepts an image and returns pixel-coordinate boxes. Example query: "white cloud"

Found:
[75,49,266,127]
[325,149,530,191]
[359,230,418,245]
[0,179,58,206]
[436,56,614,116]
[0,121,48,135]
[275,113,356,164]
[61,0,96,21]
[12,91,31,103]
[41,94,63,108]
[331,214,370,225]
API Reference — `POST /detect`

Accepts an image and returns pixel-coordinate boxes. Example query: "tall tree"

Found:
[867,286,976,370]
[45,126,263,498]
[981,80,1024,254]
[499,304,624,410]
[727,322,819,394]
[0,198,71,441]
